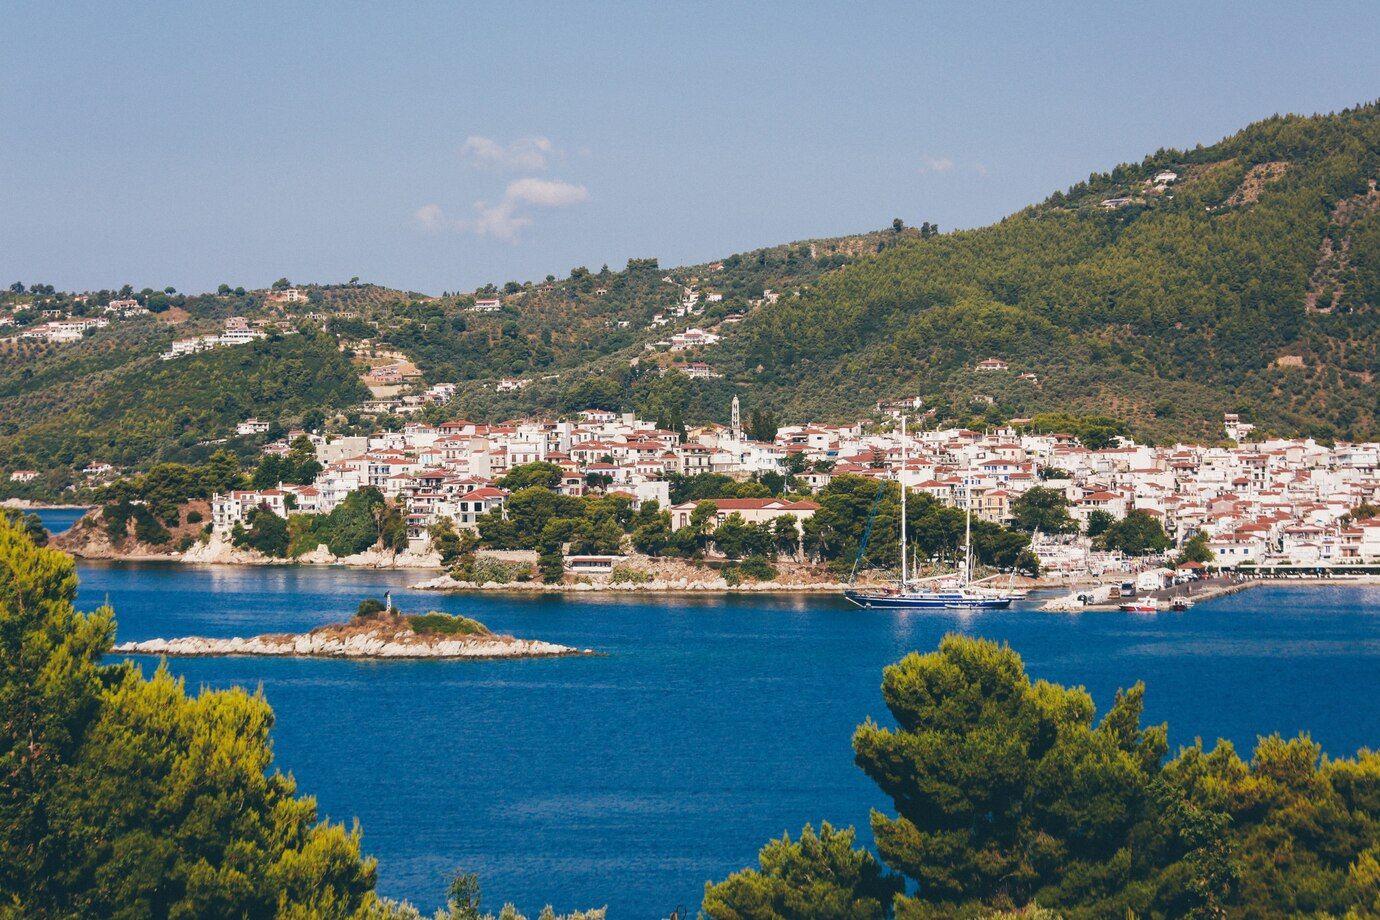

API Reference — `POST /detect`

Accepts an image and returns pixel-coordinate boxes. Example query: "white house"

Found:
[211,489,289,534]
[668,328,720,351]
[668,497,820,532]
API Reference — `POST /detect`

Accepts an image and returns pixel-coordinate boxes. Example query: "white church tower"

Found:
[731,395,742,442]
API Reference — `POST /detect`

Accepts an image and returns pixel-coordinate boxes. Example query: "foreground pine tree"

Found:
[706,634,1380,918]
[0,512,375,917]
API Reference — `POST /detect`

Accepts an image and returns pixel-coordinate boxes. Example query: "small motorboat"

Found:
[1119,595,1160,613]
[1170,596,1193,611]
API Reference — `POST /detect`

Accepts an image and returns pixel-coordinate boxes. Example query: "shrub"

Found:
[231,508,289,557]
[609,565,654,585]
[288,487,386,557]
[185,509,203,524]
[355,598,386,618]
[133,506,171,545]
[460,556,525,585]
[734,554,778,582]
[406,612,490,636]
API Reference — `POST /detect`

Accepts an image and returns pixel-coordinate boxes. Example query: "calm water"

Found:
[29,506,88,534]
[34,513,1380,915]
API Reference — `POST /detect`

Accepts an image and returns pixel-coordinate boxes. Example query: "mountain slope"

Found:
[0,329,366,474]
[708,104,1380,441]
[0,230,905,483]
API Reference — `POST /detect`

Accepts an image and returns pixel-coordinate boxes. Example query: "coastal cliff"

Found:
[113,612,589,660]
[56,519,441,569]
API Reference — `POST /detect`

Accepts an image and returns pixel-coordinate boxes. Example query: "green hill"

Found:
[0,233,901,488]
[0,328,366,476]
[708,103,1380,441]
[345,228,913,382]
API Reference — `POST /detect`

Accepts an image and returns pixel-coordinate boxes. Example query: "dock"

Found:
[1045,576,1263,612]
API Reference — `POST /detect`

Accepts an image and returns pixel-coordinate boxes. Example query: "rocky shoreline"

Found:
[56,527,443,569]
[58,528,862,591]
[113,617,591,660]
[409,573,853,593]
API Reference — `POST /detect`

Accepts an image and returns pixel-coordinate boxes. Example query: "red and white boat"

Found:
[1119,595,1160,613]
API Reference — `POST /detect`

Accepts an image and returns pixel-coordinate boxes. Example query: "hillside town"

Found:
[195,399,1380,571]
[0,292,135,344]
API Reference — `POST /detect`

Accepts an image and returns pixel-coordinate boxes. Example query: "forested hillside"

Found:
[360,228,913,381]
[709,104,1380,441]
[0,231,903,484]
[0,329,365,476]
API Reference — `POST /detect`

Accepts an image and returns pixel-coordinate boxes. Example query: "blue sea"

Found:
[33,511,1380,916]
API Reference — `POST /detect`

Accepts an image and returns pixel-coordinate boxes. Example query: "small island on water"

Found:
[113,597,592,660]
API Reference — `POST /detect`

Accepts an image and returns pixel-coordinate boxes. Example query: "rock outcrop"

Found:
[113,617,588,660]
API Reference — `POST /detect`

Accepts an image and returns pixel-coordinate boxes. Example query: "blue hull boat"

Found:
[843,589,1014,610]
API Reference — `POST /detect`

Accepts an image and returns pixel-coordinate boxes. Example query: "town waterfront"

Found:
[52,523,1380,916]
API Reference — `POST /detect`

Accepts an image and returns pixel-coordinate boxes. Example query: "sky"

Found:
[4,1,1378,296]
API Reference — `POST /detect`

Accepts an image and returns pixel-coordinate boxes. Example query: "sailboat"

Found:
[844,416,1018,610]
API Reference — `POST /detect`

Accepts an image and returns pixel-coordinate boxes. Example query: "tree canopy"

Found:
[0,512,378,917]
[1099,509,1173,556]
[1009,486,1079,535]
[706,633,1380,917]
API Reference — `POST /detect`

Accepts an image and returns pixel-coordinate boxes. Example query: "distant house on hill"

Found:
[1224,413,1256,442]
[683,362,721,380]
[668,328,720,351]
[975,358,1009,372]
[469,298,502,313]
[266,287,307,304]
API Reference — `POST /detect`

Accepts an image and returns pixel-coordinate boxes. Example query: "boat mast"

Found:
[963,484,972,588]
[899,415,908,588]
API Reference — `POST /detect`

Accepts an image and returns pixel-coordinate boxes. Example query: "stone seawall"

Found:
[411,574,852,593]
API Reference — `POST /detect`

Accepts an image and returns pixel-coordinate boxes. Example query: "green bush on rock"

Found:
[407,613,491,637]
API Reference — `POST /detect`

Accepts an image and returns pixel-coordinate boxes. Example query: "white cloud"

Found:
[461,135,555,171]
[413,203,447,231]
[417,178,590,242]
[471,178,590,241]
[505,177,590,207]
[918,157,992,177]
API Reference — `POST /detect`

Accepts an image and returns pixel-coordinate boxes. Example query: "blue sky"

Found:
[4,1,1377,295]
